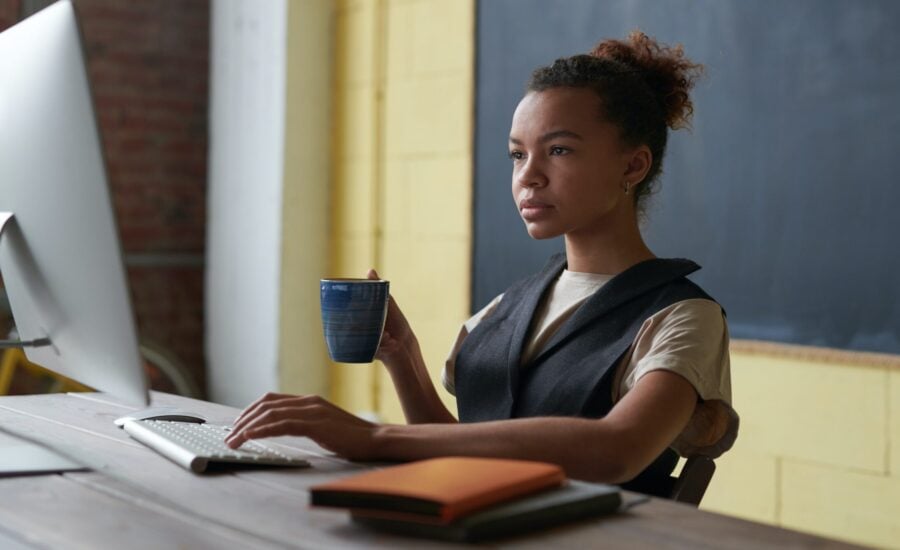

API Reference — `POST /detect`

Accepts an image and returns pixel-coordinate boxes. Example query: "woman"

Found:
[226,31,737,497]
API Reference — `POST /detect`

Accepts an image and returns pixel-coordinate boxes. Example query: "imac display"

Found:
[0,0,149,406]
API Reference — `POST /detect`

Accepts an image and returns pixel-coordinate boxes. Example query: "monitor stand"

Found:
[0,335,51,349]
[0,213,54,351]
[1,212,86,476]
[0,428,87,477]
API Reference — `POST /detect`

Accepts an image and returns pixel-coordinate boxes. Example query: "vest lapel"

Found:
[505,253,567,392]
[530,258,701,366]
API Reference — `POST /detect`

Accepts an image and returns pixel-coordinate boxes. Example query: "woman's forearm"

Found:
[372,417,632,483]
[382,335,458,424]
[371,371,698,483]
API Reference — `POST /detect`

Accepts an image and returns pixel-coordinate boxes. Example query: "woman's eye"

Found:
[508,150,524,161]
[549,146,569,156]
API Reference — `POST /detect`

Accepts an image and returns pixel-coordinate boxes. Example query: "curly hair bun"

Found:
[590,31,703,130]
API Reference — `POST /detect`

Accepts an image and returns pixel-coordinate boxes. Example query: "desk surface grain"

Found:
[0,392,862,549]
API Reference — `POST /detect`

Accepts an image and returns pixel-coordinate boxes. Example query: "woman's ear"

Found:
[623,145,652,186]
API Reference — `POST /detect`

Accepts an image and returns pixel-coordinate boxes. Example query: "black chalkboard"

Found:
[474,0,900,354]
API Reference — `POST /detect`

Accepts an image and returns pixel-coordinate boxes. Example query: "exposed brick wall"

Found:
[0,1,17,30]
[1,1,210,396]
[77,0,209,395]
[80,0,209,252]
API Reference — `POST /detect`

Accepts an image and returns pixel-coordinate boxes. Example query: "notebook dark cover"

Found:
[350,480,622,543]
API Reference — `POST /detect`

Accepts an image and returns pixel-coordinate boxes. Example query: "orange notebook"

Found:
[309,457,565,524]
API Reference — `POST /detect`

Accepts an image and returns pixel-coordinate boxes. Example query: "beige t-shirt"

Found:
[442,269,739,458]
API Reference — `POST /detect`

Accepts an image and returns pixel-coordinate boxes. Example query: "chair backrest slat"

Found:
[670,456,716,507]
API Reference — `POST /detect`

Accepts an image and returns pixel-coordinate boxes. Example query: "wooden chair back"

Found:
[670,456,716,506]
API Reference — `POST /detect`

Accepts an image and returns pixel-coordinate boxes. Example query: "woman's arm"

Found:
[367,269,457,424]
[225,370,697,483]
[376,370,697,482]
[378,329,458,424]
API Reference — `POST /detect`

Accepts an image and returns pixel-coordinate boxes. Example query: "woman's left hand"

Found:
[224,393,380,460]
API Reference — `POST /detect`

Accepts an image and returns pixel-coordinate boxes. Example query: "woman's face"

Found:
[509,88,639,240]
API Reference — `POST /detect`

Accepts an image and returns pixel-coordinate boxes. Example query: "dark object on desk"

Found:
[113,407,207,427]
[310,456,565,522]
[351,480,621,543]
[669,456,716,507]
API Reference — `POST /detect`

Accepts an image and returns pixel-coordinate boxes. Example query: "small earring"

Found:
[623,182,631,195]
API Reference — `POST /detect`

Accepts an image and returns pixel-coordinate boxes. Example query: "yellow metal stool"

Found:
[0,342,201,398]
[0,347,93,395]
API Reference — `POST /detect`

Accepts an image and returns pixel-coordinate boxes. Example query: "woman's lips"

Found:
[519,199,553,221]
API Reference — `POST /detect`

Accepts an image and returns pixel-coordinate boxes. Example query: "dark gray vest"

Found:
[454,253,716,496]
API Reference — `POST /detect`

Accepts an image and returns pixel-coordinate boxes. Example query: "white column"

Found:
[206,0,287,406]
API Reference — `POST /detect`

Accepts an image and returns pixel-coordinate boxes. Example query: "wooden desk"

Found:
[0,392,859,549]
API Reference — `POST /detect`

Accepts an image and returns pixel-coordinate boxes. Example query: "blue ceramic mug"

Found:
[320,278,390,363]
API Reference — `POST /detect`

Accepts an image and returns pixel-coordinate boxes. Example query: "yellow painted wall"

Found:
[329,0,381,413]
[329,0,473,419]
[327,2,900,548]
[280,0,332,397]
[702,345,900,549]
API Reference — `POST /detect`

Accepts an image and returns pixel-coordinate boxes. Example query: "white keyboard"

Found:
[122,420,312,473]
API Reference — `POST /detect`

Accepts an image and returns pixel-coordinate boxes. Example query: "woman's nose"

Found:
[516,157,548,188]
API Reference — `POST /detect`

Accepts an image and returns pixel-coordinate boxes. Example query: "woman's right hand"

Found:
[367,269,415,366]
[365,269,456,425]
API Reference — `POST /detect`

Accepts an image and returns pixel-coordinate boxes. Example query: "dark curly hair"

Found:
[528,31,703,210]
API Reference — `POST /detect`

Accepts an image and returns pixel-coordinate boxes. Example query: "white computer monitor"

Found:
[0,0,149,406]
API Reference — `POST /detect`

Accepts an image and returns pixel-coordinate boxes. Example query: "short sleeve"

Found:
[616,299,738,458]
[441,293,504,395]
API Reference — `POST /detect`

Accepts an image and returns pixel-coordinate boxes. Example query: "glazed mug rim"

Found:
[321,278,388,283]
